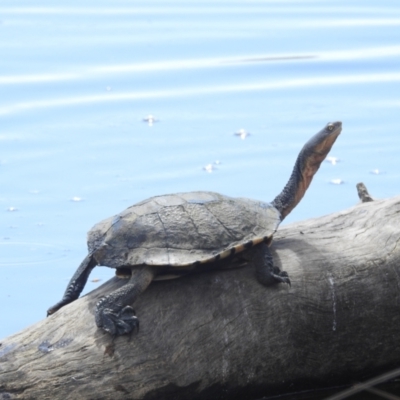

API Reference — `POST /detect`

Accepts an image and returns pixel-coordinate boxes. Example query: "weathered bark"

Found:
[1,195,400,400]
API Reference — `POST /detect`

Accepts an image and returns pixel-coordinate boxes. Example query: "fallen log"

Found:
[0,192,400,400]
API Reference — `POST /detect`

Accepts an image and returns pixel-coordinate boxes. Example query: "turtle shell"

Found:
[88,191,281,271]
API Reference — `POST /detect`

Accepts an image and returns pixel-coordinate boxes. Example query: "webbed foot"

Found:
[96,304,139,337]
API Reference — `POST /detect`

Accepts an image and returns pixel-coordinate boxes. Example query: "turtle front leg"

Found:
[95,265,156,337]
[47,252,97,316]
[252,243,291,287]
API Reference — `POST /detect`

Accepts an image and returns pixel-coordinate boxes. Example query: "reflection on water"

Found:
[3,71,400,116]
[3,45,400,85]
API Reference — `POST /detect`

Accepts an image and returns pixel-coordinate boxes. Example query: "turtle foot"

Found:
[96,305,139,337]
[272,269,291,287]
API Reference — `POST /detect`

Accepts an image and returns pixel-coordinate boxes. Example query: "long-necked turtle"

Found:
[48,121,342,336]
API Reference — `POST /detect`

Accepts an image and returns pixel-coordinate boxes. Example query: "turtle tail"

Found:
[272,121,342,221]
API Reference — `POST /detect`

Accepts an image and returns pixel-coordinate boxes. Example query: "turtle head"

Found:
[272,121,342,220]
[305,121,342,160]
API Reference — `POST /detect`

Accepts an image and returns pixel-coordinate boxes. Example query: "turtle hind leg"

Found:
[47,252,97,316]
[252,243,291,287]
[95,265,156,337]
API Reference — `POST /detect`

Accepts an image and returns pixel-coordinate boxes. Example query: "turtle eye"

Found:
[327,123,334,131]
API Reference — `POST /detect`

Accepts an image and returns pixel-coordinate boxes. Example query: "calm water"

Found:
[1,0,400,357]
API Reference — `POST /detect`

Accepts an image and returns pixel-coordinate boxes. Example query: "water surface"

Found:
[1,1,400,346]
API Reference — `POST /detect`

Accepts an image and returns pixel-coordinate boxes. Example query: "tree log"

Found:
[1,195,400,400]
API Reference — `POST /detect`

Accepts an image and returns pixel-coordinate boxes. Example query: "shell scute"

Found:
[87,191,280,269]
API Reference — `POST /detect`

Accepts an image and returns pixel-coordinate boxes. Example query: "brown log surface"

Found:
[1,195,400,400]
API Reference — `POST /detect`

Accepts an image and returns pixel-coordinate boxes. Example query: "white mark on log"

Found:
[328,275,337,331]
[222,325,230,380]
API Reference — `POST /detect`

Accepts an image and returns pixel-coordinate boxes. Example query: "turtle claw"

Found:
[117,306,139,336]
[96,305,139,337]
[272,269,291,287]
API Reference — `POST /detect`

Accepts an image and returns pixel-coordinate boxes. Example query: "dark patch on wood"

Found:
[38,339,73,354]
[104,343,115,357]
[0,344,16,359]
[38,341,53,354]
[141,379,348,400]
[143,381,201,400]
[113,384,129,394]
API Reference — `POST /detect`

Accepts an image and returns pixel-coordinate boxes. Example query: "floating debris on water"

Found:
[234,129,251,139]
[330,178,345,185]
[326,156,340,165]
[70,196,83,202]
[6,207,18,212]
[203,161,221,173]
[143,114,159,126]
[203,164,216,173]
[370,169,385,175]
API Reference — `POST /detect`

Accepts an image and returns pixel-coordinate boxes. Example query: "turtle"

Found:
[47,121,342,337]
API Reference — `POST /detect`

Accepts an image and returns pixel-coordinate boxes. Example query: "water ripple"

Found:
[2,71,400,116]
[2,45,400,86]
[0,242,69,267]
